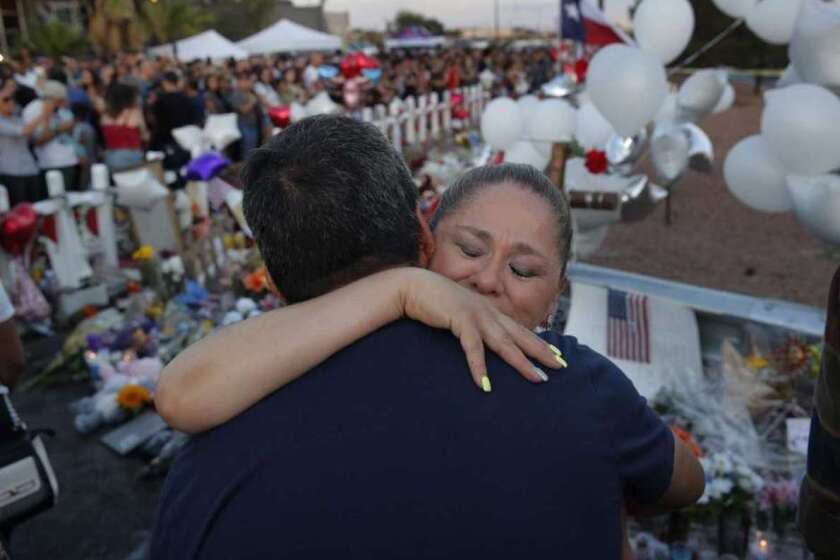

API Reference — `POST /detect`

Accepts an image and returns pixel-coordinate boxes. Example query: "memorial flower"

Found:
[132,245,155,261]
[584,150,608,174]
[116,384,152,412]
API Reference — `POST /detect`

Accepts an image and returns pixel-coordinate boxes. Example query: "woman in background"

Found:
[101,82,148,172]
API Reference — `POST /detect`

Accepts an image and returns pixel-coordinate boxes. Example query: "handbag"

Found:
[0,387,58,528]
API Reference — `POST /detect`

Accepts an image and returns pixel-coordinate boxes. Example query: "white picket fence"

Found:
[359,85,488,152]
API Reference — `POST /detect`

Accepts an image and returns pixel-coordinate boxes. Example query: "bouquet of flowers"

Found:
[757,479,799,537]
[695,452,764,518]
[160,252,186,297]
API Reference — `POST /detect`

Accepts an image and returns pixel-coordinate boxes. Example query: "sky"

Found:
[311,0,635,32]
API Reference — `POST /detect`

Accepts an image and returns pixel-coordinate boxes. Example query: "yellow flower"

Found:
[746,354,769,370]
[243,267,269,293]
[116,384,152,411]
[132,245,155,261]
[146,303,164,319]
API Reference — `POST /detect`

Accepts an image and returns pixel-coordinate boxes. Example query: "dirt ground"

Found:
[583,84,838,310]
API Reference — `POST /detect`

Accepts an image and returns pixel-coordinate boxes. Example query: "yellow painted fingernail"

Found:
[481,376,492,393]
[548,344,568,368]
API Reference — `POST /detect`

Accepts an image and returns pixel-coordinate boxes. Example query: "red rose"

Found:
[585,150,609,174]
[574,59,589,83]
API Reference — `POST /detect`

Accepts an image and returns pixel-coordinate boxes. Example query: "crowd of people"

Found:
[0,45,558,208]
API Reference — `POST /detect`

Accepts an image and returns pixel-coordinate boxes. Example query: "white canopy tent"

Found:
[237,19,342,55]
[149,30,248,62]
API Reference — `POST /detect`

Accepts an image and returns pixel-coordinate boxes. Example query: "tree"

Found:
[208,0,277,42]
[141,0,215,45]
[682,0,787,69]
[392,10,445,36]
[25,18,90,58]
[87,0,147,54]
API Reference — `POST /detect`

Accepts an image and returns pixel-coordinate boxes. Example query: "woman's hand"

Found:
[397,268,565,391]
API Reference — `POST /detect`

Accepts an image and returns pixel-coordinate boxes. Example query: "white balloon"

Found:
[723,135,793,213]
[651,128,690,183]
[789,0,840,88]
[681,123,715,172]
[527,99,576,143]
[786,174,840,244]
[777,65,802,88]
[503,141,551,170]
[746,0,803,45]
[480,97,523,151]
[575,102,615,150]
[761,84,840,175]
[678,70,726,117]
[711,0,757,19]
[290,101,307,122]
[654,92,681,125]
[516,95,540,118]
[633,0,695,64]
[712,83,736,114]
[587,45,669,137]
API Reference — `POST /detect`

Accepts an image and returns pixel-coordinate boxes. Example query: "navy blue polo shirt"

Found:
[151,320,673,559]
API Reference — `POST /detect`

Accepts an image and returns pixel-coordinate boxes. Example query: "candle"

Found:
[46,169,65,198]
[0,186,9,213]
[91,163,110,191]
[749,531,770,559]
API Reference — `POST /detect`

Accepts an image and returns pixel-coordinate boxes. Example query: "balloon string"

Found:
[668,18,746,76]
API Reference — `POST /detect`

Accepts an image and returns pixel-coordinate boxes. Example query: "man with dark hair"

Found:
[151,115,699,559]
[241,115,420,302]
[150,71,198,152]
[149,71,198,185]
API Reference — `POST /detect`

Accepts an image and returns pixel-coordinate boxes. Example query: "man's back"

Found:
[152,320,673,559]
[151,91,196,149]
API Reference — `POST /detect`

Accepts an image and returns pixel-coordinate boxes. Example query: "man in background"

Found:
[150,71,198,152]
[22,80,80,192]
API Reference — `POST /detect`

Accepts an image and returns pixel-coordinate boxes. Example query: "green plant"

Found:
[141,0,214,45]
[25,18,90,58]
[208,0,276,42]
[391,10,446,36]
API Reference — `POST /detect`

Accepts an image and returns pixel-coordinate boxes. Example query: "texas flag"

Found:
[561,0,634,46]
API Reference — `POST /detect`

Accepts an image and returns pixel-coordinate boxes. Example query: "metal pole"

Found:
[494,0,500,39]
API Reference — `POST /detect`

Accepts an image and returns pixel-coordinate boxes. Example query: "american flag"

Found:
[607,289,651,363]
